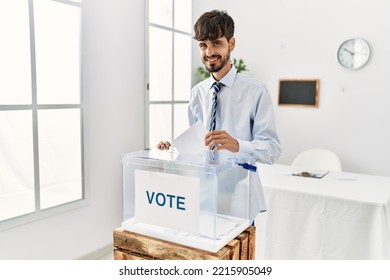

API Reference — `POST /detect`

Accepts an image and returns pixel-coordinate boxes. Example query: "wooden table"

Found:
[114,226,256,260]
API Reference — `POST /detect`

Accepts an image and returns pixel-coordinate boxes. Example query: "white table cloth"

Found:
[255,164,390,259]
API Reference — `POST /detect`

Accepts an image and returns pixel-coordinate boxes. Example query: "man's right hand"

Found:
[156,141,171,150]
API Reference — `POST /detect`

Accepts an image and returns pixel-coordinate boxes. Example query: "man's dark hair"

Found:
[193,10,235,41]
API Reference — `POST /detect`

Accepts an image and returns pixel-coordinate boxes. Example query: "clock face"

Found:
[337,38,370,70]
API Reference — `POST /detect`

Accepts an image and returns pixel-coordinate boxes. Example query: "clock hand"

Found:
[343,48,355,55]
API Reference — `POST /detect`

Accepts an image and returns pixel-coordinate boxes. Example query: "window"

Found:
[146,0,192,148]
[0,0,83,229]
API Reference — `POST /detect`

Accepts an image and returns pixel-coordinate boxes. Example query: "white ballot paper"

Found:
[173,121,208,155]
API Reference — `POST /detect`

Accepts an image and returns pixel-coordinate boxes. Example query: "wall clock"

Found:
[337,38,370,70]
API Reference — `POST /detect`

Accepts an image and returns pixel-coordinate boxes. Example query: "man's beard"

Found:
[203,52,231,73]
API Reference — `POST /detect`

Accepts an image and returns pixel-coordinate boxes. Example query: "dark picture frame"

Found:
[278,79,320,107]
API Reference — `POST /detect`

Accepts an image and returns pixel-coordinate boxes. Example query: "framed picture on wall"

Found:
[278,79,320,107]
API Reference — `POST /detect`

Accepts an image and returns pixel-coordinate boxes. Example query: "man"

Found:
[158,10,281,222]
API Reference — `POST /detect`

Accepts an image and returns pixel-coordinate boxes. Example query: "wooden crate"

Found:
[113,226,256,260]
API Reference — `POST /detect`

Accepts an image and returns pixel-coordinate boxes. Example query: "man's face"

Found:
[198,36,235,74]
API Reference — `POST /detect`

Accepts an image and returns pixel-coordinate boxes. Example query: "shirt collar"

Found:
[209,64,237,89]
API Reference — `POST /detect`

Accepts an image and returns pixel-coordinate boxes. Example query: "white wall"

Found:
[0,0,145,259]
[193,0,390,177]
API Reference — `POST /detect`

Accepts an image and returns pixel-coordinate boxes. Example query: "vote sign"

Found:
[134,170,200,233]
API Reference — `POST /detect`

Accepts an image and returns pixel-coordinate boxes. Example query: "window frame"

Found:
[145,0,193,148]
[0,0,86,231]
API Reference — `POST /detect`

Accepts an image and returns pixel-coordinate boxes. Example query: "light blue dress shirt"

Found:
[188,65,282,220]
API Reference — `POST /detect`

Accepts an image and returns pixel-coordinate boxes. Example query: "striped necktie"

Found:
[208,82,223,162]
[209,82,223,132]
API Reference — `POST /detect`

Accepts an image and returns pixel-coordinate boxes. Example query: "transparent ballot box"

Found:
[121,149,252,253]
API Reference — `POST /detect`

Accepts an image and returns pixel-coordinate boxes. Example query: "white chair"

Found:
[292,148,342,172]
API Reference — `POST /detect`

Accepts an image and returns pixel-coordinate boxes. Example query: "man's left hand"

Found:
[205,130,239,153]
